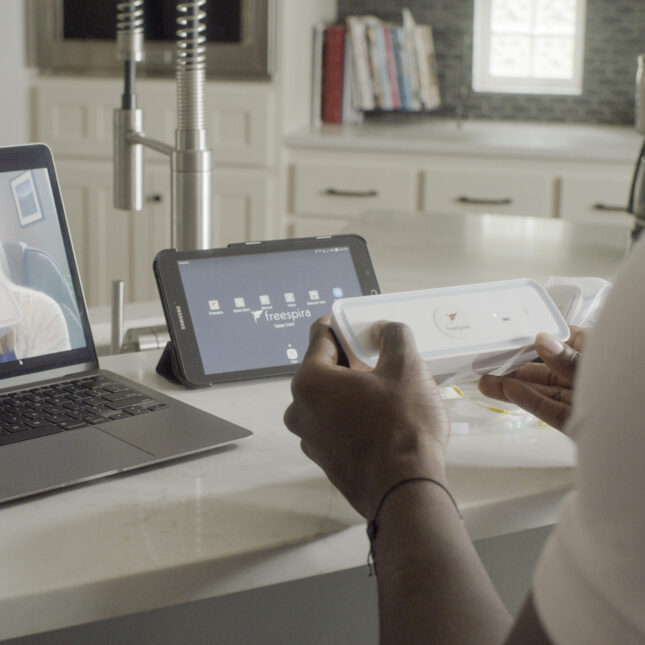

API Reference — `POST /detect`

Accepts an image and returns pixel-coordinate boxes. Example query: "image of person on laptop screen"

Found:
[0,240,70,362]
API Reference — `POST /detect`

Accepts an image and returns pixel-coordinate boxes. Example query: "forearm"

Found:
[373,480,512,645]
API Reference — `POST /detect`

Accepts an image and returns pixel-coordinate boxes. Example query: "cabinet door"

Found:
[212,168,272,246]
[138,83,273,167]
[292,161,418,217]
[559,171,634,227]
[56,159,170,307]
[33,80,120,158]
[422,166,554,218]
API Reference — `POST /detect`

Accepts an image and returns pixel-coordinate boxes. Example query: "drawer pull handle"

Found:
[146,194,163,203]
[457,196,513,206]
[592,202,628,213]
[324,188,379,198]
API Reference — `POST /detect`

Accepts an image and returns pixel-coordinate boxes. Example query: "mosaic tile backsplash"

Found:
[337,0,645,125]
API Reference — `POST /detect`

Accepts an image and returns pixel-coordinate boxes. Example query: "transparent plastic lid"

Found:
[331,279,570,382]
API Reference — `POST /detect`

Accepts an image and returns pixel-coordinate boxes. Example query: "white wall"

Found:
[0,1,31,146]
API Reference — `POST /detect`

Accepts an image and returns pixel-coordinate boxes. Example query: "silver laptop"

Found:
[0,143,252,504]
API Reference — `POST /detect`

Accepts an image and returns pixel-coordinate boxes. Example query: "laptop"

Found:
[0,143,252,504]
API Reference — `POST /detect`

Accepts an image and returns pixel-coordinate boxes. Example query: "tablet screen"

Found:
[160,238,378,383]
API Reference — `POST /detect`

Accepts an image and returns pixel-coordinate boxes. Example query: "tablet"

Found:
[153,235,380,386]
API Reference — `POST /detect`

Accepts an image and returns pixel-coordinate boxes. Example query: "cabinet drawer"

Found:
[422,168,553,218]
[559,172,633,226]
[34,79,272,167]
[292,162,418,217]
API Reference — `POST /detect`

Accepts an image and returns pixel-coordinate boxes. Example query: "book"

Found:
[311,23,326,127]
[401,10,423,111]
[383,26,401,110]
[391,26,413,111]
[342,33,364,124]
[346,16,376,111]
[337,9,440,116]
[414,23,441,110]
[365,20,386,110]
[373,25,393,111]
[321,24,346,124]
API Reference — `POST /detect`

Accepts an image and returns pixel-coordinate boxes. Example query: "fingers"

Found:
[535,332,580,385]
[301,316,339,368]
[495,379,573,430]
[283,401,299,436]
[371,321,425,378]
[286,318,343,436]
[567,326,589,353]
[478,373,512,402]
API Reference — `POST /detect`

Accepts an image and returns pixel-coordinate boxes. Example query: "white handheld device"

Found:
[331,279,569,384]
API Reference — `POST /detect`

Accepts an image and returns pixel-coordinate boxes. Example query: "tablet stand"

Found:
[156,340,190,386]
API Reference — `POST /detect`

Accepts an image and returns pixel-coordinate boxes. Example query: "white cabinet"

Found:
[55,159,171,308]
[212,168,272,244]
[285,123,639,235]
[422,163,554,218]
[55,159,274,307]
[33,79,273,166]
[559,171,634,227]
[286,150,421,236]
[292,161,418,217]
[33,79,276,305]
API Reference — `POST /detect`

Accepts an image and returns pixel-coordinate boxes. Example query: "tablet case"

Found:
[156,340,206,388]
[154,235,379,387]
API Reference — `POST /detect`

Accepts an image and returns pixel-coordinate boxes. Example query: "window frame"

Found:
[472,0,587,96]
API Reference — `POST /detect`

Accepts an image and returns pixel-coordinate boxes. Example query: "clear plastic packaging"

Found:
[442,383,542,435]
[331,279,569,385]
[545,276,612,328]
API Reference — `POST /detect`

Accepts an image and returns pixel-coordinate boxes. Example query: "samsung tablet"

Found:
[153,235,380,386]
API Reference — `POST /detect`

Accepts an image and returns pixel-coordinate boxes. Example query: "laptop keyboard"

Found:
[0,375,168,446]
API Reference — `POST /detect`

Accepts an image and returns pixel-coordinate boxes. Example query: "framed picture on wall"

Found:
[10,171,44,227]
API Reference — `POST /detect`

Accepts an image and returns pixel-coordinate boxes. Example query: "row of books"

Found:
[312,9,442,125]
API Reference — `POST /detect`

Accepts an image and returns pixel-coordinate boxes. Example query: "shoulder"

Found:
[12,285,64,316]
[532,237,645,643]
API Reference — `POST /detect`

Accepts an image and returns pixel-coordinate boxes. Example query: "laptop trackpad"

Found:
[0,428,154,501]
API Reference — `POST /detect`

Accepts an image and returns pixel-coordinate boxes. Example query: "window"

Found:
[472,0,586,95]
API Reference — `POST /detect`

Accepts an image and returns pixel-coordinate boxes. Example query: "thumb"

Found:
[535,332,580,384]
[372,321,424,378]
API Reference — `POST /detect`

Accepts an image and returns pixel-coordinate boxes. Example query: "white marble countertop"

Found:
[285,118,643,163]
[0,211,632,640]
[0,352,576,640]
[350,210,630,293]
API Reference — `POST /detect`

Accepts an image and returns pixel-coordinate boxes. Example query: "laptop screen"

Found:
[0,144,96,381]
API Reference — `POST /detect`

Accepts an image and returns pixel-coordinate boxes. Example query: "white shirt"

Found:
[10,286,71,359]
[533,237,645,643]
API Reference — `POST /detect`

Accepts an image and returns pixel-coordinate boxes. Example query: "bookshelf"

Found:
[312,9,441,125]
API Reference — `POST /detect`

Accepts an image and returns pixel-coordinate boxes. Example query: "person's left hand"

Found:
[284,316,450,520]
[478,327,587,431]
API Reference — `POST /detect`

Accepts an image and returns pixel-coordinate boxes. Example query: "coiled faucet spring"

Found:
[116,0,144,62]
[176,0,207,131]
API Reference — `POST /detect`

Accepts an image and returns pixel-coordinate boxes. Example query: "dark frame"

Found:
[26,0,275,80]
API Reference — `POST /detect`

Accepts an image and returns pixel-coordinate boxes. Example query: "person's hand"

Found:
[284,317,449,520]
[478,326,588,431]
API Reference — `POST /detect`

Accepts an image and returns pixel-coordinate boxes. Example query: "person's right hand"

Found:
[284,318,449,520]
[478,326,588,431]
